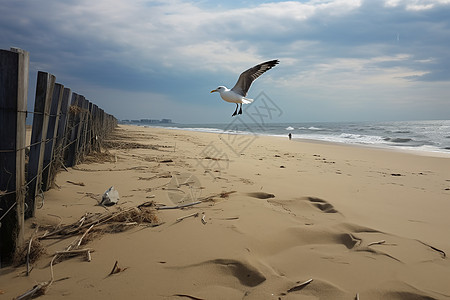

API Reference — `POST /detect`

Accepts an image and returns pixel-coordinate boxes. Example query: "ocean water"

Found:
[139,120,450,156]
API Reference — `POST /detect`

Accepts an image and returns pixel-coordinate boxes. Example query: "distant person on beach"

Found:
[288,133,292,140]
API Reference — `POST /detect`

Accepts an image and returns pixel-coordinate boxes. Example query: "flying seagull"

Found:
[211,59,279,116]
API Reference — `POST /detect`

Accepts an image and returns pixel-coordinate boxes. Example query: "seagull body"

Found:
[211,59,279,116]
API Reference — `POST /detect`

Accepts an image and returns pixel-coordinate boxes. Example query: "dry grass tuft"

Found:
[110,207,159,224]
[13,238,46,266]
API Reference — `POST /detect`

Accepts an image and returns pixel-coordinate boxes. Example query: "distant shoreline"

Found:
[128,120,450,158]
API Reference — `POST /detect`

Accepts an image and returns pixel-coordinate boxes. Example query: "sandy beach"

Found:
[2,124,450,299]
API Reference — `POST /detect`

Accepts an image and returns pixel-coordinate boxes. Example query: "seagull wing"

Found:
[231,59,279,97]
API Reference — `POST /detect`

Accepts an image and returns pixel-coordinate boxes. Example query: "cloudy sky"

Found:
[1,0,450,123]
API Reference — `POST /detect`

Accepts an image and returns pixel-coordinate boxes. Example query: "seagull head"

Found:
[210,86,227,94]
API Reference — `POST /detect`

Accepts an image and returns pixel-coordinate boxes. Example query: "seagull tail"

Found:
[242,98,253,104]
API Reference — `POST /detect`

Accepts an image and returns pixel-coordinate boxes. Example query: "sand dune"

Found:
[1,124,450,299]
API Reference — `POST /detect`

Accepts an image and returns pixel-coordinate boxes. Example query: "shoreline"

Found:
[2,124,450,299]
[139,123,450,158]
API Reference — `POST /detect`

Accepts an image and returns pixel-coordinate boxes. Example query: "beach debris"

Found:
[367,240,386,247]
[39,204,159,239]
[160,159,174,163]
[138,201,156,208]
[14,254,57,299]
[54,248,93,258]
[199,191,236,202]
[109,260,128,276]
[14,203,158,298]
[100,186,120,206]
[173,294,205,300]
[76,224,94,248]
[26,240,33,275]
[156,201,202,210]
[176,212,199,223]
[218,217,239,220]
[13,235,46,271]
[25,227,40,276]
[201,213,207,225]
[20,235,95,298]
[417,240,446,258]
[355,293,360,300]
[391,173,403,177]
[14,281,51,300]
[287,278,313,293]
[66,180,85,186]
[138,173,171,181]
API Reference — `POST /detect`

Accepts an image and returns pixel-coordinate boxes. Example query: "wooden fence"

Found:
[0,48,117,265]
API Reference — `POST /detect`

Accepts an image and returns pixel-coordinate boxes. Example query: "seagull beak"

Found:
[210,89,217,93]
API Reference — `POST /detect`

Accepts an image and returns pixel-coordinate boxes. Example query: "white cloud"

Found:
[384,0,450,9]
[2,0,449,122]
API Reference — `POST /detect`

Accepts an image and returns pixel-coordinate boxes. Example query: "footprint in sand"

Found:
[168,258,266,287]
[307,197,339,213]
[247,192,275,199]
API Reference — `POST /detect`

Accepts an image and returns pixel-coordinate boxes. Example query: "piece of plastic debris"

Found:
[100,186,120,206]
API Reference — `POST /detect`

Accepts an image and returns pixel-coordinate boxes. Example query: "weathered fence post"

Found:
[91,104,100,152]
[42,83,64,191]
[26,71,55,218]
[64,92,76,166]
[77,97,89,163]
[0,48,29,264]
[86,101,94,155]
[66,93,83,167]
[48,87,71,185]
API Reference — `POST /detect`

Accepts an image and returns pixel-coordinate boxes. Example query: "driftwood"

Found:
[172,294,205,300]
[14,255,57,299]
[157,201,202,210]
[176,212,199,222]
[218,217,239,220]
[55,248,93,255]
[26,227,39,276]
[19,248,93,298]
[66,180,85,186]
[201,214,207,225]
[77,224,94,248]
[417,240,446,258]
[26,237,33,276]
[138,173,171,181]
[287,278,313,293]
[108,260,127,276]
[367,240,386,247]
[14,281,51,300]
[156,190,236,210]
